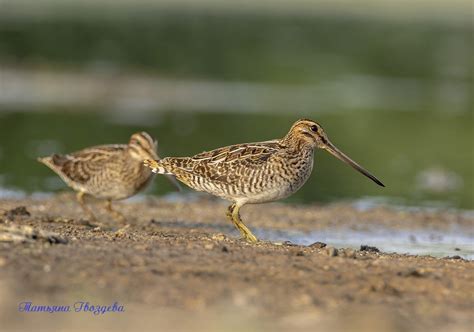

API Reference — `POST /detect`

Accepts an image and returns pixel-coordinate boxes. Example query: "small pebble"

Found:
[211,234,226,241]
[326,247,338,257]
[344,249,356,259]
[360,245,380,253]
[397,268,424,278]
[445,255,462,260]
[150,219,160,225]
[4,206,31,220]
[309,241,327,249]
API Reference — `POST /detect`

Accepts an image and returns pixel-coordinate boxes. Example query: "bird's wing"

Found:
[44,145,126,184]
[165,140,282,184]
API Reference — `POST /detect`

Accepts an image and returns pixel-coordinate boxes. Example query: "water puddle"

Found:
[256,228,474,260]
[0,187,52,200]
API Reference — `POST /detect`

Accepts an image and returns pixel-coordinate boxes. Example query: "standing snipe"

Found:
[144,119,384,242]
[39,132,171,223]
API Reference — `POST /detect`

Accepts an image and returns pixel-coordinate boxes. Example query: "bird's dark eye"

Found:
[132,139,142,147]
[310,125,318,133]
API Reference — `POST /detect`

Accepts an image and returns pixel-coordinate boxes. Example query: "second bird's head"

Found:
[128,132,159,160]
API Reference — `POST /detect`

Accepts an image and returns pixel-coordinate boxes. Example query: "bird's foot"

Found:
[114,224,130,237]
[238,228,258,243]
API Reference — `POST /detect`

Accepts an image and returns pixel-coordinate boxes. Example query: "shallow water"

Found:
[256,227,474,260]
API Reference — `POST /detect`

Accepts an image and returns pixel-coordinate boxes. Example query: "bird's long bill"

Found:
[323,140,385,187]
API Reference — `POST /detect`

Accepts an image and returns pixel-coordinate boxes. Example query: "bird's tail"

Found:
[143,159,172,175]
[37,156,51,166]
[144,158,182,191]
[37,155,62,170]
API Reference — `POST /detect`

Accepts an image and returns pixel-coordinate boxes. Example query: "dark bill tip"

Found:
[367,174,385,187]
[324,141,385,188]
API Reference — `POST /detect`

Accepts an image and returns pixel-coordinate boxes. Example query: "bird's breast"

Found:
[237,149,314,203]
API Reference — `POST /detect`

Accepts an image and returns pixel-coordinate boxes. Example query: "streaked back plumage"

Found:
[147,136,314,205]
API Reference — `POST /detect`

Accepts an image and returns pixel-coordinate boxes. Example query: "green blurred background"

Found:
[0,0,472,208]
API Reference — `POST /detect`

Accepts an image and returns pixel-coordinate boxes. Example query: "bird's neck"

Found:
[127,145,157,161]
[280,134,315,154]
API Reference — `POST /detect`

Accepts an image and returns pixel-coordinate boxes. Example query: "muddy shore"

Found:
[0,194,472,332]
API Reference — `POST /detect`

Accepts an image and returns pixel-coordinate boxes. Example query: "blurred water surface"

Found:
[0,110,472,208]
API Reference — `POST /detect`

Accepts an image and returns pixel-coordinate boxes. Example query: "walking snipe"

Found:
[39,132,173,223]
[144,119,384,242]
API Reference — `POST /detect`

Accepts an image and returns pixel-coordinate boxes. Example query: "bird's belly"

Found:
[83,169,152,200]
[243,178,308,203]
[86,182,136,200]
[242,186,293,204]
[223,168,312,204]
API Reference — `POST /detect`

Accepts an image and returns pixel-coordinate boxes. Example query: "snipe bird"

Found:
[39,132,176,223]
[144,119,384,242]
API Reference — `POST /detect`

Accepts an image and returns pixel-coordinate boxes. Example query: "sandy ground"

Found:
[0,194,473,332]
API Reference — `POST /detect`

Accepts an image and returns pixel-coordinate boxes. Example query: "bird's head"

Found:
[128,131,158,160]
[285,119,384,187]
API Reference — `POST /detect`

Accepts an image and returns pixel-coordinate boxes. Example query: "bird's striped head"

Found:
[285,119,384,187]
[128,132,158,160]
[285,119,328,149]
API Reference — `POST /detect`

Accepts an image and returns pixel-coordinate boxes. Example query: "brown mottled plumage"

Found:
[38,132,160,222]
[144,119,384,242]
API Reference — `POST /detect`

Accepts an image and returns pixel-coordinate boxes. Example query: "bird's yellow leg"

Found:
[226,204,258,243]
[104,199,127,223]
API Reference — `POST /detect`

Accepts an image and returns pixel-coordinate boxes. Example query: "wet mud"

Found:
[0,194,472,332]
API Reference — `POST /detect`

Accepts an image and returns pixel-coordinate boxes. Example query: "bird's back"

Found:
[156,140,314,203]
